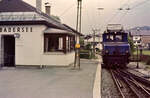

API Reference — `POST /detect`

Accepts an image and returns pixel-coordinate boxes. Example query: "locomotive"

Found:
[102,24,131,68]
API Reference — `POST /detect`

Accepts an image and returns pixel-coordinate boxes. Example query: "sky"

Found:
[23,0,150,35]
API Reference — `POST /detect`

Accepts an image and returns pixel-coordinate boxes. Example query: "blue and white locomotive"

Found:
[102,24,131,68]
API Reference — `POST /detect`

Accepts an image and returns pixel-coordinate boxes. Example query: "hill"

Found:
[131,26,150,31]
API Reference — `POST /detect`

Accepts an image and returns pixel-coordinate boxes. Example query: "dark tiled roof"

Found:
[0,20,60,29]
[0,0,36,12]
[0,0,80,35]
[0,0,66,29]
[141,36,150,44]
[63,24,83,36]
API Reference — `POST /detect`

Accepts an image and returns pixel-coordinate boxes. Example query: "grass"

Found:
[145,66,150,69]
[133,50,150,65]
[133,50,150,56]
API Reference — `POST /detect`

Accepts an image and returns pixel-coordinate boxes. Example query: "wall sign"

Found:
[0,27,33,33]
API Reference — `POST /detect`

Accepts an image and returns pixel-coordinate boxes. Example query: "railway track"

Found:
[111,69,150,98]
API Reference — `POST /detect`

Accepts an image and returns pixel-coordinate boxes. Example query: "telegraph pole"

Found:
[92,29,101,57]
[74,0,82,69]
[92,29,96,57]
[76,0,82,32]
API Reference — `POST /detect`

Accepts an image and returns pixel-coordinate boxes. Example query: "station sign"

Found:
[0,27,33,33]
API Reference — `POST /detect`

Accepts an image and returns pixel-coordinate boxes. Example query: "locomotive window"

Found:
[106,35,114,41]
[110,35,114,40]
[115,35,122,41]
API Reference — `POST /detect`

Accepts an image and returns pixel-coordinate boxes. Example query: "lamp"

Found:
[14,33,20,38]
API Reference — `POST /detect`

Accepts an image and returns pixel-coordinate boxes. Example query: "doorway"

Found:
[2,35,15,67]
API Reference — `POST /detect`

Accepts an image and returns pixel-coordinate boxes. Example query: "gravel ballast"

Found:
[101,68,121,98]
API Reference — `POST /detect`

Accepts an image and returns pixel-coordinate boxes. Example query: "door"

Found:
[3,35,15,67]
[0,35,4,68]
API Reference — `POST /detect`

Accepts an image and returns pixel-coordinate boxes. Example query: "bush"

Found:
[80,49,89,53]
[80,49,90,59]
[80,53,90,59]
[85,44,92,50]
[80,49,98,59]
[89,52,97,59]
[139,55,150,65]
[141,55,149,62]
[146,58,150,65]
[128,36,135,54]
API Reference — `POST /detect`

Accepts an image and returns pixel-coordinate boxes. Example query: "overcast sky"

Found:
[23,0,150,34]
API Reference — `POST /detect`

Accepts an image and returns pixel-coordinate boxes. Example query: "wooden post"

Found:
[78,48,80,69]
[140,48,142,60]
[74,48,77,68]
[136,46,139,68]
[63,35,66,53]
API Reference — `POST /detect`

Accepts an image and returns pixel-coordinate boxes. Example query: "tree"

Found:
[79,37,84,46]
[128,36,135,54]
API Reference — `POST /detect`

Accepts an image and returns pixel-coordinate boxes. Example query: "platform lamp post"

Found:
[97,7,104,56]
[92,28,101,58]
[136,28,140,68]
[136,45,139,68]
[74,0,82,69]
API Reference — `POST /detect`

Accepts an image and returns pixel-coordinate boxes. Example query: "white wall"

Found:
[15,25,45,65]
[84,36,102,50]
[133,36,141,41]
[41,52,75,66]
[132,36,142,46]
[0,25,75,66]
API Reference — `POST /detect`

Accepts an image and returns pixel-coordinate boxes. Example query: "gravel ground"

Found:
[101,68,120,98]
[128,62,150,80]
[127,62,146,69]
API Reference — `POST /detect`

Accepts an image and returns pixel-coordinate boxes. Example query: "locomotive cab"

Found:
[103,32,128,42]
[102,31,130,68]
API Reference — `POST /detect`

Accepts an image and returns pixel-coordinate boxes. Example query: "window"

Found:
[58,37,63,50]
[137,40,141,43]
[115,35,122,41]
[44,34,64,52]
[44,34,75,53]
[106,35,114,41]
[105,34,124,42]
[110,35,114,40]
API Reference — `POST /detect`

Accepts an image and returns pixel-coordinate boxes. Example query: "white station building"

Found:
[0,0,81,67]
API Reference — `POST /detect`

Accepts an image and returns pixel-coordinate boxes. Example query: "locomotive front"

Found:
[102,25,130,68]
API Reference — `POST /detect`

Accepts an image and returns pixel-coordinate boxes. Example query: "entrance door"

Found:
[3,35,15,67]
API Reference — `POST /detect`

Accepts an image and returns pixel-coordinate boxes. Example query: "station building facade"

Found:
[0,0,81,67]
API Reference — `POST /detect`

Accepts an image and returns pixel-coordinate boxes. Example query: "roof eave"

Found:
[0,20,65,29]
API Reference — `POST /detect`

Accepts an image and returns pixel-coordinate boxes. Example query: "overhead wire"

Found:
[102,0,149,28]
[89,0,150,34]
[118,0,131,23]
[119,0,150,25]
[59,3,76,17]
[130,0,150,9]
[107,0,130,23]
[99,0,131,31]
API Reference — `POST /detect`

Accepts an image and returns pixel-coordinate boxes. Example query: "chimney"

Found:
[45,2,51,16]
[36,0,42,11]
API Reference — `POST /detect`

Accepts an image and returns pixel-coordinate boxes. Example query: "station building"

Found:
[0,0,81,67]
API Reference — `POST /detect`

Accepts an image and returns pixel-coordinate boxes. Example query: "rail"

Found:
[111,69,150,98]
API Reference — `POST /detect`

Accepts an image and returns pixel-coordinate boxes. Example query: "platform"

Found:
[0,59,99,98]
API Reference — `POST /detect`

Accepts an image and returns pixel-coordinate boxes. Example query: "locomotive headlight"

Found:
[126,50,129,53]
[105,50,109,53]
